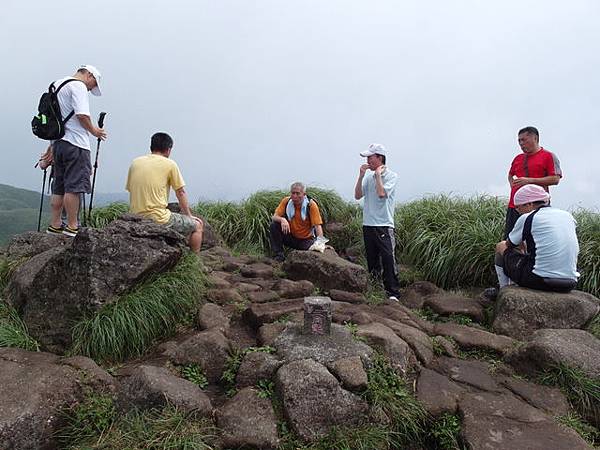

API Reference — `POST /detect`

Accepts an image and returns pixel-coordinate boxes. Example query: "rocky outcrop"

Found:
[423,293,485,323]
[492,286,600,339]
[7,215,186,353]
[283,248,369,292]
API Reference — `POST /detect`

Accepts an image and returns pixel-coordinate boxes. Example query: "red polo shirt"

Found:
[508,148,562,208]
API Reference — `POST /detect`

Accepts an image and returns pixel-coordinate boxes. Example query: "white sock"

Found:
[495,265,511,288]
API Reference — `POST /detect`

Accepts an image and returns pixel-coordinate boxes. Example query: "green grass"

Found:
[221,346,276,397]
[538,363,600,426]
[428,413,465,450]
[363,352,429,447]
[587,314,600,340]
[574,209,600,297]
[0,255,29,291]
[180,364,209,389]
[70,253,206,363]
[87,202,129,228]
[0,301,40,351]
[556,411,600,446]
[57,392,217,450]
[278,423,394,450]
[395,194,505,289]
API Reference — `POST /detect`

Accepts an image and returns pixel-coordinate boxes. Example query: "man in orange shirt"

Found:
[270,182,324,262]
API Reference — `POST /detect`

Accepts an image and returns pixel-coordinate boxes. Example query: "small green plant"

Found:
[56,391,116,446]
[275,313,292,324]
[232,300,249,317]
[364,280,387,305]
[0,301,40,351]
[181,364,208,389]
[0,256,29,291]
[448,314,473,326]
[363,352,429,446]
[416,307,474,326]
[587,314,600,340]
[556,411,600,446]
[428,413,464,449]
[256,379,275,399]
[87,202,129,228]
[431,336,446,356]
[456,348,503,373]
[538,363,600,425]
[344,321,366,343]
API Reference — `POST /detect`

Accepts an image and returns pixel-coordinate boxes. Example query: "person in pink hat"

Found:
[488,184,579,297]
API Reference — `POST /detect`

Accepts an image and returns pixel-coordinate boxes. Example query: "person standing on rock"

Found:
[354,143,401,302]
[504,126,562,239]
[269,182,324,262]
[46,65,107,237]
[492,184,579,294]
[126,132,203,253]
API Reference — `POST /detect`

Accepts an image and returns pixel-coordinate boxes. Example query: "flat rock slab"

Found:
[243,298,305,328]
[118,365,212,416]
[492,286,600,340]
[273,279,314,299]
[497,375,570,416]
[433,322,518,355]
[506,328,600,379]
[274,323,373,367]
[283,249,368,293]
[460,391,591,450]
[246,290,280,304]
[431,356,503,393]
[357,322,415,374]
[376,318,435,366]
[206,288,244,306]
[0,348,111,450]
[240,263,274,278]
[329,289,367,304]
[417,367,465,416]
[258,323,288,346]
[328,356,368,391]
[276,359,369,442]
[400,281,442,309]
[217,387,279,449]
[424,293,485,323]
[196,303,230,333]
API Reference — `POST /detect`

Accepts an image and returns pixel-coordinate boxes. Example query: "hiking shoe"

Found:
[62,226,79,237]
[46,225,64,235]
[483,287,498,301]
[388,295,400,302]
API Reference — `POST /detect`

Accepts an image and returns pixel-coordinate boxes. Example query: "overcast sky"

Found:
[1,0,598,210]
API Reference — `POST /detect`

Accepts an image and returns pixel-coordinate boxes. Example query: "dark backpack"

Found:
[31,79,80,140]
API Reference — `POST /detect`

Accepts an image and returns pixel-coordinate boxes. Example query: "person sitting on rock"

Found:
[491,184,579,296]
[126,132,203,253]
[269,182,324,262]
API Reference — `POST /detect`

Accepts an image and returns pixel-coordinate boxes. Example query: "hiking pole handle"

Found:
[98,112,107,128]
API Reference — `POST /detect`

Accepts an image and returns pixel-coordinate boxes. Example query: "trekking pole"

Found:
[81,193,87,227]
[37,167,47,232]
[87,112,107,224]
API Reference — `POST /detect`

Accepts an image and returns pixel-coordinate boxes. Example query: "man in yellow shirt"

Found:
[126,132,203,253]
[270,182,324,262]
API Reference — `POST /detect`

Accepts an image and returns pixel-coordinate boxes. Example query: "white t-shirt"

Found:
[53,77,91,150]
[509,207,580,280]
[361,168,398,227]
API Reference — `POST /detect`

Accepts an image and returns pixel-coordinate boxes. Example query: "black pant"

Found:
[269,222,314,257]
[363,226,400,297]
[504,207,520,240]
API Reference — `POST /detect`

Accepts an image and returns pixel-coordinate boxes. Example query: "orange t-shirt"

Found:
[274,196,323,239]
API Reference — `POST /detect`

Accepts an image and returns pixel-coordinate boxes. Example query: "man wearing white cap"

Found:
[46,64,107,237]
[354,143,401,301]
[491,184,579,294]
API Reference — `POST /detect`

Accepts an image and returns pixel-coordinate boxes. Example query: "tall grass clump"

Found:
[395,194,505,288]
[573,209,600,297]
[0,301,40,351]
[87,202,129,228]
[70,252,205,362]
[538,363,600,425]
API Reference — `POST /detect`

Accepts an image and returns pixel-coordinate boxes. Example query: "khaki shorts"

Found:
[166,212,197,237]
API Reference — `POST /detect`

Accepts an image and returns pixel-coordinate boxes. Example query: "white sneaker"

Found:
[388,296,399,302]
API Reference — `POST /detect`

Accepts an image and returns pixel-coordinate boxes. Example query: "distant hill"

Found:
[0,183,128,246]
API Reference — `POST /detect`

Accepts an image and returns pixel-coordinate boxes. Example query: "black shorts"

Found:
[51,140,91,195]
[503,247,575,292]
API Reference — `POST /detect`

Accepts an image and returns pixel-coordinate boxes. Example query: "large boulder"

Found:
[492,286,600,340]
[216,387,279,449]
[283,249,369,293]
[275,359,369,442]
[7,215,186,353]
[506,328,600,379]
[0,348,113,450]
[167,203,222,250]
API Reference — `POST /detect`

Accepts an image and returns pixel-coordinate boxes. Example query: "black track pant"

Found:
[363,226,400,297]
[269,221,314,258]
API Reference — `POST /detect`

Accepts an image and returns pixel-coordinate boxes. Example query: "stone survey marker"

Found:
[303,296,332,335]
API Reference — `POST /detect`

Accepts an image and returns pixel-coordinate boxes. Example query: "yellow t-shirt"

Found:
[274,196,323,239]
[125,154,185,224]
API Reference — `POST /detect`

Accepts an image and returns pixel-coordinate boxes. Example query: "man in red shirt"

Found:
[504,126,562,238]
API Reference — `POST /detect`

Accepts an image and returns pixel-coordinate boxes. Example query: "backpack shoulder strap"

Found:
[54,78,81,94]
[522,205,548,260]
